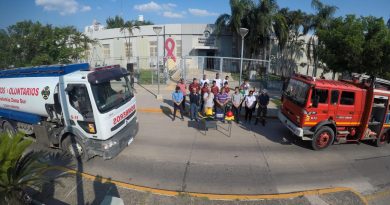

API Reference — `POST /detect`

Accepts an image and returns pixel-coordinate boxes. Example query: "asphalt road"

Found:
[77,111,390,196]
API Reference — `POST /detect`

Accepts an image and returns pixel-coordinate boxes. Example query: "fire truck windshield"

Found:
[284,79,310,106]
[91,76,134,113]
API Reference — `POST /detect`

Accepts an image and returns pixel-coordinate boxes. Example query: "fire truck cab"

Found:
[278,74,390,150]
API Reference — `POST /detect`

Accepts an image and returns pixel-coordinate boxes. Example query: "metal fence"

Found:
[86,55,283,90]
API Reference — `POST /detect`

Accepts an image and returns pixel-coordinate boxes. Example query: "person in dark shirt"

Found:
[189,87,201,121]
[255,89,270,126]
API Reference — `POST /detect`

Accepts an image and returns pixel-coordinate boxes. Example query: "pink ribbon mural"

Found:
[165,37,176,62]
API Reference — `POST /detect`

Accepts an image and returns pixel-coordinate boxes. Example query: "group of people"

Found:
[171,72,270,126]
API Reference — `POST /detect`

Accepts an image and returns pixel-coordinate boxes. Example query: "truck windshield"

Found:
[91,76,134,113]
[284,79,310,106]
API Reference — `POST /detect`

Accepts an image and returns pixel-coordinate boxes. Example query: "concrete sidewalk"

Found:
[135,83,281,118]
[31,171,369,205]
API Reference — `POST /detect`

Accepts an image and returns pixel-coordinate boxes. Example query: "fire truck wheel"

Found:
[312,126,334,150]
[376,132,389,147]
[2,121,16,136]
[63,135,89,162]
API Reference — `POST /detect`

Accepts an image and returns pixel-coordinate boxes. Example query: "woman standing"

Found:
[244,90,256,123]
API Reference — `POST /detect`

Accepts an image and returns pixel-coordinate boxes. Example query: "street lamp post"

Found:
[239,28,249,86]
[153,26,163,99]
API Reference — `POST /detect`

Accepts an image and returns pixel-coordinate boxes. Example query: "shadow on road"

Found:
[89,176,120,205]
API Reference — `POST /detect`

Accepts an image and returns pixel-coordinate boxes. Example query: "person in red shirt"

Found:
[189,78,201,93]
[223,81,230,93]
[211,80,219,96]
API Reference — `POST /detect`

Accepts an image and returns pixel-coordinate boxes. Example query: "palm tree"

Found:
[0,132,72,204]
[120,21,140,62]
[306,0,338,78]
[106,15,126,29]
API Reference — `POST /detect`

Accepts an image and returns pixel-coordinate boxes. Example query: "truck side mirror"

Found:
[312,96,319,108]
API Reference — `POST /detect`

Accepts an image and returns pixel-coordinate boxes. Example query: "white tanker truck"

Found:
[0,63,138,160]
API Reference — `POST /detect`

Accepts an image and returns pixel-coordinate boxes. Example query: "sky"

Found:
[0,0,389,31]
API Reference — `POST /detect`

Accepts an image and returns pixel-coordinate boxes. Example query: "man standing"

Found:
[211,81,219,96]
[255,89,270,126]
[214,72,222,90]
[215,88,229,122]
[223,81,230,93]
[200,74,209,87]
[189,78,201,93]
[223,75,229,86]
[231,87,243,123]
[244,91,256,123]
[189,87,200,121]
[172,86,184,121]
[177,78,187,111]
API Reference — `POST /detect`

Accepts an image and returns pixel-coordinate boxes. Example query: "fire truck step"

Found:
[337,130,350,135]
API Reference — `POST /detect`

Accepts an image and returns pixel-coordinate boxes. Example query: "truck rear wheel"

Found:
[2,121,16,136]
[62,135,89,162]
[376,132,389,147]
[312,126,334,150]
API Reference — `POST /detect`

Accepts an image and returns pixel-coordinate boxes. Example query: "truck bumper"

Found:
[87,117,139,160]
[278,111,304,138]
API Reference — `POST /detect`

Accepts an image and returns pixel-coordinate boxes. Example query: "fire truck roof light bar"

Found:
[0,63,90,78]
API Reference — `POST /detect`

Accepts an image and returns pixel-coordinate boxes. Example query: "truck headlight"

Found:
[102,140,118,150]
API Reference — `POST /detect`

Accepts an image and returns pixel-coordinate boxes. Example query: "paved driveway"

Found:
[81,111,390,195]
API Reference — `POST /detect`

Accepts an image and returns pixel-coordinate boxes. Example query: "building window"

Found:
[103,44,110,58]
[176,40,182,57]
[149,41,157,57]
[125,43,133,58]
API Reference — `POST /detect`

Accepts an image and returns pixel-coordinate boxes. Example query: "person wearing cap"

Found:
[255,89,270,126]
[172,86,184,121]
[244,90,256,123]
[177,78,187,111]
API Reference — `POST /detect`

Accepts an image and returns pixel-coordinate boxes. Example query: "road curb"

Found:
[138,108,279,119]
[60,167,368,204]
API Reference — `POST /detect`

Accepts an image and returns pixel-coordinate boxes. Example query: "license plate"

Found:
[128,137,134,145]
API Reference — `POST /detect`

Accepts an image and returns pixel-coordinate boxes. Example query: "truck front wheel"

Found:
[312,126,334,150]
[62,135,89,162]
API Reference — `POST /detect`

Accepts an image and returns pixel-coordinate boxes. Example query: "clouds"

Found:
[133,1,176,12]
[35,0,91,15]
[188,8,218,17]
[133,1,218,19]
[163,11,183,18]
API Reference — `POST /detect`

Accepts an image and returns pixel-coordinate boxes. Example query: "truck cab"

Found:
[0,64,138,160]
[279,74,390,150]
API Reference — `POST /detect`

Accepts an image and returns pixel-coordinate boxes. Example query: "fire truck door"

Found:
[336,91,357,126]
[310,88,329,122]
[328,90,339,120]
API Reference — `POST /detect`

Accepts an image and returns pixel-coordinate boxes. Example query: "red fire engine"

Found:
[278,74,390,150]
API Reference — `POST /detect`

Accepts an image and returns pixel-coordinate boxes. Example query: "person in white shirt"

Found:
[200,74,209,87]
[244,90,256,122]
[203,87,214,113]
[214,72,222,90]
[222,75,229,87]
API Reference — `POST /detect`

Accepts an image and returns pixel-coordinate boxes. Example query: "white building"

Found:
[84,24,234,70]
